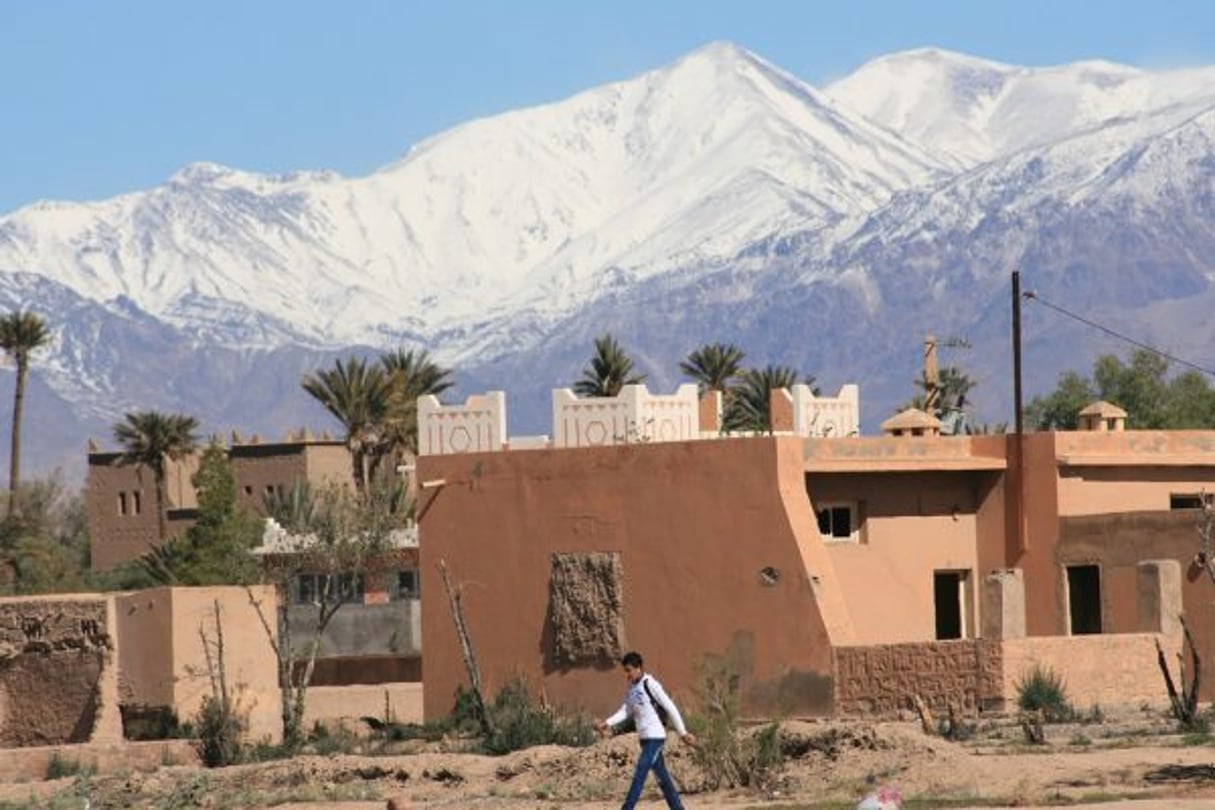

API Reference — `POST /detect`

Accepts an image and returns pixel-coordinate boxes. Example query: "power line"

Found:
[1023,290,1215,378]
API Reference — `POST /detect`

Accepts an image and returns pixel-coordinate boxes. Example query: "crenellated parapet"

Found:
[417,382,861,456]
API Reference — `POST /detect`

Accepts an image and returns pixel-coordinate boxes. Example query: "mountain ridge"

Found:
[1,41,1213,479]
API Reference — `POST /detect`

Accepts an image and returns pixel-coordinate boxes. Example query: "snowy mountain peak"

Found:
[827,48,1215,166]
[2,42,1215,481]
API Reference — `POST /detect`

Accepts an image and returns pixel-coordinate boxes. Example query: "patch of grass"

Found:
[1015,664,1074,722]
[44,753,94,781]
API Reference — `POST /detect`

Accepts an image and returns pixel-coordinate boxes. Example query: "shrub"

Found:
[45,753,93,780]
[481,677,596,755]
[194,691,247,767]
[1015,664,1073,723]
[688,655,784,791]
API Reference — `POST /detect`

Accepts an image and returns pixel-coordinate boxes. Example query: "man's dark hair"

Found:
[621,651,643,668]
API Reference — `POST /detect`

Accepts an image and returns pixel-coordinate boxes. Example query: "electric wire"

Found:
[1023,290,1215,378]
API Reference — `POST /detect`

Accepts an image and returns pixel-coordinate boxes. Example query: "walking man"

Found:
[596,651,696,809]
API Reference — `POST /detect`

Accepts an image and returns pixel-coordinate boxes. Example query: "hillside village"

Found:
[1,23,1215,810]
[5,324,1215,806]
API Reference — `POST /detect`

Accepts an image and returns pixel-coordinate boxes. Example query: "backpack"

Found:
[643,676,671,729]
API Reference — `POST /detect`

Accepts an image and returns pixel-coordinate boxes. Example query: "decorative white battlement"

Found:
[417,383,860,456]
[553,384,700,448]
[780,384,860,438]
[418,391,507,456]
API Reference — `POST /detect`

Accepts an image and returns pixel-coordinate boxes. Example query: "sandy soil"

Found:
[7,711,1215,808]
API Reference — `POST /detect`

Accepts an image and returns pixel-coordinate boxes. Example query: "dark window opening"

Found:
[1171,493,1212,510]
[816,506,853,539]
[393,570,420,600]
[132,491,141,515]
[117,492,128,516]
[934,571,965,640]
[1067,565,1102,635]
[293,573,365,606]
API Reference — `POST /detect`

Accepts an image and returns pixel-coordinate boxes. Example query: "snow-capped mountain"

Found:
[1,42,1213,478]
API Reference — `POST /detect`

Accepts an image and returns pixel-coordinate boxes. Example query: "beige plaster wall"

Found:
[812,471,984,643]
[167,586,281,743]
[1002,633,1176,710]
[418,436,839,722]
[304,683,424,730]
[1057,466,1215,516]
[114,586,281,743]
[114,589,176,710]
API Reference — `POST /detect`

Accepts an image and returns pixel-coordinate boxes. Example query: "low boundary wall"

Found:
[835,632,1175,716]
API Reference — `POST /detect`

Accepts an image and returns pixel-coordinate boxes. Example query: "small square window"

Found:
[816,502,861,543]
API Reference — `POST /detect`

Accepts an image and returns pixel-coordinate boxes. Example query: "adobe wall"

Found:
[0,595,119,748]
[304,683,424,729]
[114,586,281,742]
[1058,466,1215,516]
[834,640,1003,715]
[1057,511,1215,699]
[87,459,193,570]
[812,470,992,643]
[417,436,840,722]
[168,587,281,743]
[1002,634,1175,709]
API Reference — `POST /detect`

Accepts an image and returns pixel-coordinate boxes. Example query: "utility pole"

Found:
[1010,270,1026,558]
[1012,271,1023,435]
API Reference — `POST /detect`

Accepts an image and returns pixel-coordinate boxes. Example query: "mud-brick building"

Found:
[86,430,352,571]
[414,383,1211,721]
[85,432,423,687]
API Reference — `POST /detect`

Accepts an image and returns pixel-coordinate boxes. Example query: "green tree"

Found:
[680,343,745,393]
[301,356,389,492]
[573,334,646,398]
[0,475,90,595]
[180,443,261,585]
[732,365,811,433]
[379,348,455,466]
[0,310,51,517]
[1025,372,1097,430]
[252,478,408,753]
[113,410,200,542]
[1025,348,1215,431]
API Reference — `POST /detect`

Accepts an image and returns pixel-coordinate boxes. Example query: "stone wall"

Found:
[833,640,1003,715]
[0,598,113,747]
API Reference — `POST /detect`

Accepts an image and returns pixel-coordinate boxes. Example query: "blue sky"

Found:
[2,0,1212,214]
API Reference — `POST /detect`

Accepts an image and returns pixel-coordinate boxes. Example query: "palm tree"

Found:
[380,348,455,463]
[113,410,200,541]
[0,310,51,518]
[679,343,745,393]
[573,334,646,398]
[733,365,812,433]
[301,357,389,491]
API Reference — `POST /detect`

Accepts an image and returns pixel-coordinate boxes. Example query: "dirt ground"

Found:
[8,709,1215,809]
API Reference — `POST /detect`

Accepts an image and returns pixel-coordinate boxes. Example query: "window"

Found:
[117,492,128,516]
[1066,565,1102,635]
[293,573,365,606]
[393,569,420,600]
[132,491,142,515]
[243,485,254,497]
[1171,492,1213,510]
[816,502,861,543]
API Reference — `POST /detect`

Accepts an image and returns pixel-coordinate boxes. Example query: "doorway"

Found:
[934,570,969,640]
[1066,565,1102,635]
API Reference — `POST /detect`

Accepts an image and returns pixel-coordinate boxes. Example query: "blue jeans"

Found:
[622,737,684,809]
